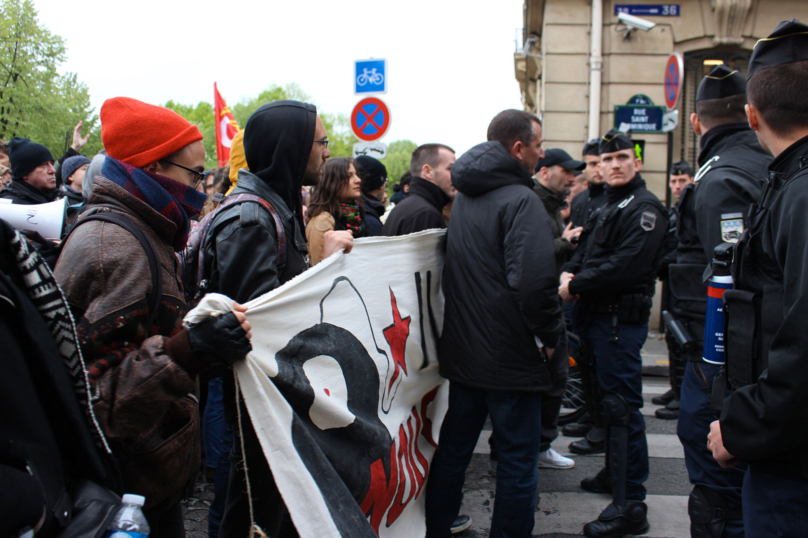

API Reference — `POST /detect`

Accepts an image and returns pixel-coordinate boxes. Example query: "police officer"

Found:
[669,65,770,537]
[708,19,808,536]
[655,160,695,421]
[563,139,610,453]
[559,130,668,538]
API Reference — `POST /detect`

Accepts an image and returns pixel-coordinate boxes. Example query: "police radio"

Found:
[703,243,734,364]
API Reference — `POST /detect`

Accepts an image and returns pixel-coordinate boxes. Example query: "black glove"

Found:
[187,312,252,367]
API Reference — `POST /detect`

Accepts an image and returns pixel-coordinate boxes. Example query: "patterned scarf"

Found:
[101,157,207,251]
[7,227,112,456]
[340,201,365,237]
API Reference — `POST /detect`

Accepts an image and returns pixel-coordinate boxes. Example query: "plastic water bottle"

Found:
[105,494,150,538]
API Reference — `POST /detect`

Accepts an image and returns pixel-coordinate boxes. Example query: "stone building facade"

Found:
[515,0,808,200]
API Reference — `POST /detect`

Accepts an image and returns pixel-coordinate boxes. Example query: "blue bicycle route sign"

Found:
[355,59,387,94]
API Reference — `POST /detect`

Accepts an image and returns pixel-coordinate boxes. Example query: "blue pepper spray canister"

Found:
[703,243,734,364]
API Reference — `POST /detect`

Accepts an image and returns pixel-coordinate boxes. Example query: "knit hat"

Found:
[228,129,247,189]
[9,137,54,180]
[100,97,203,168]
[355,155,388,193]
[62,155,92,183]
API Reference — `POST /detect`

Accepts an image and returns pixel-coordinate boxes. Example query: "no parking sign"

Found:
[351,97,390,142]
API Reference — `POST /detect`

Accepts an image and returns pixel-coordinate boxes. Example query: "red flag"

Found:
[214,83,239,167]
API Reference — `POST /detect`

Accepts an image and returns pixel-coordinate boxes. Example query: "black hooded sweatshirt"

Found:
[202,100,315,421]
[439,141,563,392]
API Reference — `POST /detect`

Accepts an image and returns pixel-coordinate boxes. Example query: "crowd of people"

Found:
[1,17,807,538]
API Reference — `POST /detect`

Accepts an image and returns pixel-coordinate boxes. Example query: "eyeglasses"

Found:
[162,160,206,188]
[314,138,329,148]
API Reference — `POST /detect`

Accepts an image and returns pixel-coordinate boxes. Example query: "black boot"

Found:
[651,388,674,406]
[655,398,680,420]
[570,426,605,454]
[583,501,650,538]
[563,421,593,438]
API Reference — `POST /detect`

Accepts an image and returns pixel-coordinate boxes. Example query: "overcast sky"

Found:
[32,0,525,157]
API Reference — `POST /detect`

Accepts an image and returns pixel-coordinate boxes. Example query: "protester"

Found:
[0,139,9,169]
[200,100,352,538]
[53,97,253,538]
[426,109,563,538]
[306,157,366,265]
[225,129,246,196]
[0,163,10,189]
[383,144,455,236]
[61,154,91,206]
[0,137,58,204]
[559,129,668,538]
[82,153,106,202]
[707,19,808,537]
[355,155,388,235]
[531,148,586,471]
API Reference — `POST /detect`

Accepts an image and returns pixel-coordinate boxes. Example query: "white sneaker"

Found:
[538,448,575,469]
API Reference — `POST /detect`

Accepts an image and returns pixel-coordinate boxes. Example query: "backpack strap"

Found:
[66,213,163,328]
[221,194,286,270]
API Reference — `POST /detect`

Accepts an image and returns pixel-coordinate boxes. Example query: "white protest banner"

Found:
[200,230,449,537]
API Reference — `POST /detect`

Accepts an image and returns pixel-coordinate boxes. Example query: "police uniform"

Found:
[568,131,668,538]
[655,160,693,422]
[562,141,610,453]
[669,65,770,538]
[719,19,808,536]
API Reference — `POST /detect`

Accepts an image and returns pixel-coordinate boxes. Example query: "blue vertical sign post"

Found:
[355,59,387,95]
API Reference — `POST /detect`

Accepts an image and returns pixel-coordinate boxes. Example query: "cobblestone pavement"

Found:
[182,480,214,538]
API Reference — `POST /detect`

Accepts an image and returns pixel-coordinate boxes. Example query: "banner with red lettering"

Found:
[228,231,448,537]
[214,83,239,167]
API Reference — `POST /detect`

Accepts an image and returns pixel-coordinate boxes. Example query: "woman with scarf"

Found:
[306,157,366,265]
[53,97,252,538]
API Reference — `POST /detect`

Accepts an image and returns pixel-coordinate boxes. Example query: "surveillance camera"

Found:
[618,12,656,32]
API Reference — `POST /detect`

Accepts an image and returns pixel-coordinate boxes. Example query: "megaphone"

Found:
[0,197,66,239]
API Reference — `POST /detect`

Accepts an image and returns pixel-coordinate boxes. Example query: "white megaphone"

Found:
[0,197,66,239]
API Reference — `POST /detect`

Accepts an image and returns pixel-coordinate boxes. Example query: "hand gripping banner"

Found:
[192,230,449,537]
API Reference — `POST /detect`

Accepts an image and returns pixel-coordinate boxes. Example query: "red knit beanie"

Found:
[100,97,203,168]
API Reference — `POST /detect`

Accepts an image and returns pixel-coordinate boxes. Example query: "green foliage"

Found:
[230,82,310,126]
[381,139,417,194]
[164,100,217,169]
[0,0,99,157]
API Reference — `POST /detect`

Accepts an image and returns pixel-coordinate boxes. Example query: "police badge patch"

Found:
[720,213,744,243]
[640,211,657,231]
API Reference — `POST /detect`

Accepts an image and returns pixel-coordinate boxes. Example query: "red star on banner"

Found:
[383,288,411,390]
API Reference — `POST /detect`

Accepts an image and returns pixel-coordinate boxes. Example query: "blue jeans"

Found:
[678,361,745,537]
[425,382,542,538]
[204,377,233,538]
[588,319,649,499]
[743,465,808,537]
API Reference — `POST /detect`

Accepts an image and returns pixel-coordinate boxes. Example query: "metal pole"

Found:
[587,0,603,141]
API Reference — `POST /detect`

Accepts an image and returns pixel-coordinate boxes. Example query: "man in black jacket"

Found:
[355,155,387,236]
[559,130,668,538]
[671,64,768,538]
[707,20,808,537]
[382,143,454,236]
[425,110,563,538]
[202,100,352,538]
[0,137,59,205]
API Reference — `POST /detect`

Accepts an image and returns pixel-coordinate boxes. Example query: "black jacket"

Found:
[382,176,449,236]
[563,182,607,273]
[533,180,573,276]
[361,194,385,236]
[568,175,668,303]
[720,133,808,480]
[0,178,59,204]
[439,141,563,392]
[203,101,314,422]
[670,123,768,322]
